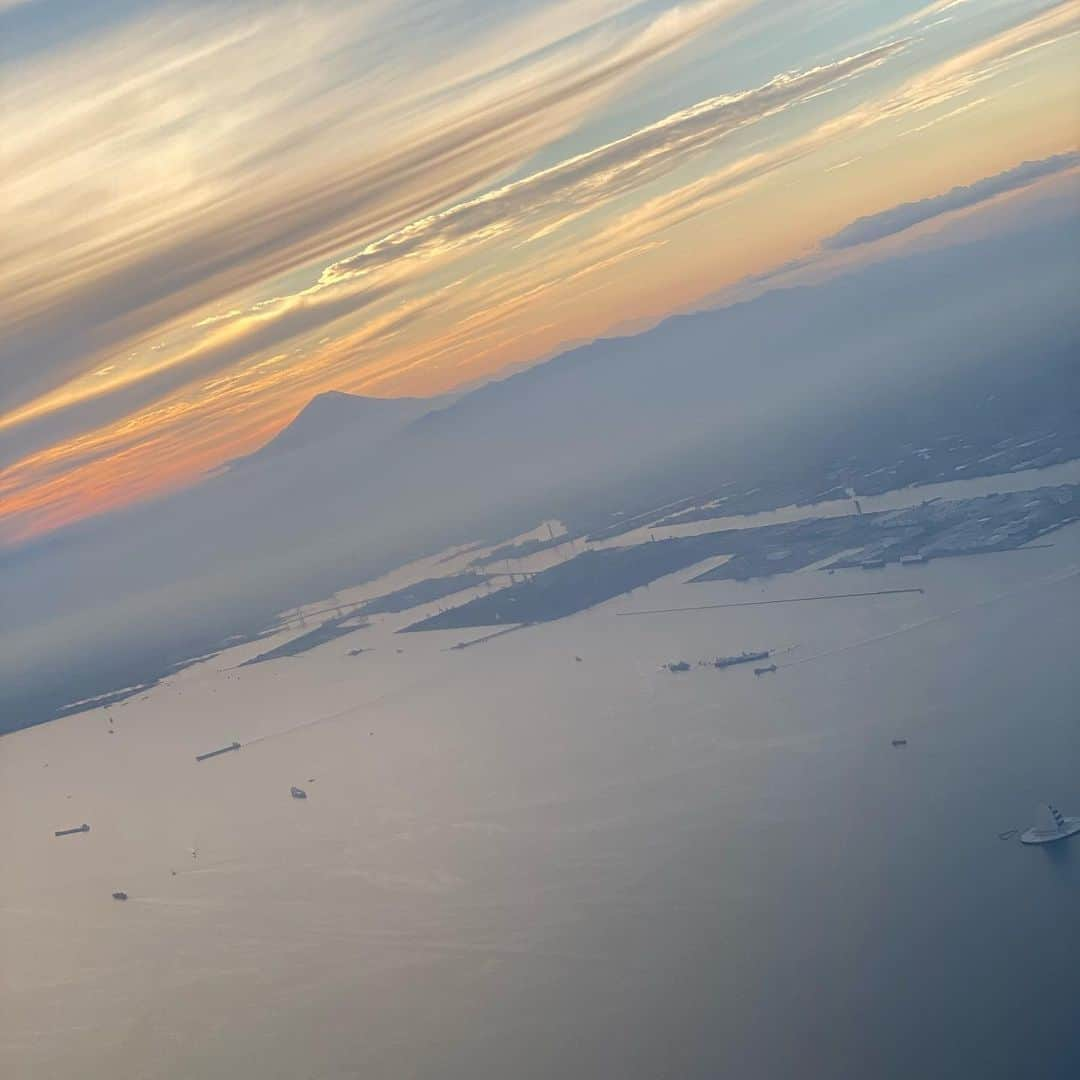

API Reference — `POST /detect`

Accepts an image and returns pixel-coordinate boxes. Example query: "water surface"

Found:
[3,519,1079,1079]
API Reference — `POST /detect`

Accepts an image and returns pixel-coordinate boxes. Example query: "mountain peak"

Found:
[236,390,439,466]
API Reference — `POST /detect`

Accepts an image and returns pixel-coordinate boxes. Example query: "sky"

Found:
[1,0,1078,543]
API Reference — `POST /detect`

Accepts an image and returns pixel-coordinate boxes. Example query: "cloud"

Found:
[320,42,904,284]
[823,151,1080,248]
[0,274,409,468]
[566,0,1080,265]
[871,0,1080,119]
[0,38,900,468]
[0,287,458,534]
[0,0,742,420]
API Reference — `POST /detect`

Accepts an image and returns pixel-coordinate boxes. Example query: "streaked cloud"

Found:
[321,42,903,285]
[0,37,900,465]
[823,151,1080,248]
[1,0,744,418]
[569,0,1080,264]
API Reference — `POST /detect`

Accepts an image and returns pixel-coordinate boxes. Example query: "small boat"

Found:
[891,738,908,747]
[1020,803,1080,845]
[666,661,691,673]
[754,664,777,676]
[290,786,308,800]
[112,891,128,901]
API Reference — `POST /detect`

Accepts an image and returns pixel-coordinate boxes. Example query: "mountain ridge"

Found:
[232,389,442,466]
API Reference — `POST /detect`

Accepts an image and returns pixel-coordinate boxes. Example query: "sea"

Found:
[3,470,1079,1079]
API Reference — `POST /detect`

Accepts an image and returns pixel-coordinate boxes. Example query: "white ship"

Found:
[1020,803,1080,845]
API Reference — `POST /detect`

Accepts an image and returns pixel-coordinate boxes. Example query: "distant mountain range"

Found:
[216,204,1079,547]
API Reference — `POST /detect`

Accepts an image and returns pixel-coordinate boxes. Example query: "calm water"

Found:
[3,520,1079,1078]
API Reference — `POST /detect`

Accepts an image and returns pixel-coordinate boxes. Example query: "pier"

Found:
[618,587,924,617]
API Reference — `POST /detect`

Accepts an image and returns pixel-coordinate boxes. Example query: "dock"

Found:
[619,587,924,618]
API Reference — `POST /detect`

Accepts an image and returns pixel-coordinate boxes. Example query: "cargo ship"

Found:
[713,650,769,669]
[54,823,90,837]
[195,741,241,762]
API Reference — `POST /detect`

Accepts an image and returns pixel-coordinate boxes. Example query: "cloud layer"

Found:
[824,150,1080,248]
[2,1,743,417]
[0,38,900,468]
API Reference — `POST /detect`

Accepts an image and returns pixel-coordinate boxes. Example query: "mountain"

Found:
[233,390,442,466]
[391,206,1079,511]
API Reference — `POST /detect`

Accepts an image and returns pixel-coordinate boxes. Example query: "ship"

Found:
[195,741,241,762]
[753,664,777,676]
[290,786,308,799]
[55,824,90,837]
[713,650,770,669]
[1020,803,1080,845]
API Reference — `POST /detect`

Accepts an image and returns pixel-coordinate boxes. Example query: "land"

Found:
[403,484,1080,631]
[354,572,486,615]
[235,571,487,666]
[239,614,370,666]
[693,485,1079,581]
[563,338,1080,545]
[469,534,569,567]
